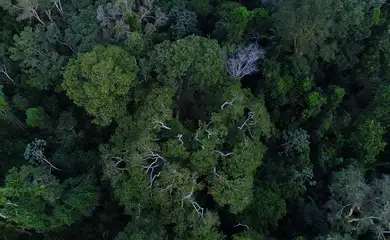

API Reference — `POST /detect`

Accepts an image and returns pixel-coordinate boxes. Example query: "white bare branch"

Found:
[181,187,204,218]
[142,152,166,188]
[0,65,16,85]
[234,223,250,230]
[191,201,204,218]
[205,121,213,139]
[177,134,184,146]
[238,112,255,130]
[153,121,171,130]
[215,151,233,157]
[52,0,63,13]
[221,97,237,110]
[54,37,75,53]
[45,9,53,22]
[227,44,265,79]
[32,149,63,171]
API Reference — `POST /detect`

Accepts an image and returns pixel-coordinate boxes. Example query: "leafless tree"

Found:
[227,44,265,79]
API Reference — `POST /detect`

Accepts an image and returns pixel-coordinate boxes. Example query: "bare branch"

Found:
[215,150,233,157]
[234,223,250,230]
[0,65,16,85]
[0,212,8,219]
[33,150,63,171]
[142,152,166,188]
[227,44,265,79]
[238,112,255,130]
[177,134,184,146]
[221,97,237,110]
[153,121,171,130]
[52,0,63,13]
[181,186,204,218]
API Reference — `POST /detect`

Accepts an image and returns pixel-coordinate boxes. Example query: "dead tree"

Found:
[227,44,265,79]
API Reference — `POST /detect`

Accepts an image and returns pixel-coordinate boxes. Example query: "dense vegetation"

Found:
[1,0,390,239]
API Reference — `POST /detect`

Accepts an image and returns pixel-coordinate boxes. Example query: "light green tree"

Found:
[0,165,99,233]
[350,119,386,168]
[63,45,137,126]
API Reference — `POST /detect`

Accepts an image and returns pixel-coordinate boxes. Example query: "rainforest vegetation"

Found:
[1,0,390,239]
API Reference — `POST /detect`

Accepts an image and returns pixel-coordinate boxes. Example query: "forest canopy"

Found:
[1,0,390,239]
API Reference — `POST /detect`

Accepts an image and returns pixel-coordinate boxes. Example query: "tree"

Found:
[0,85,25,130]
[273,0,383,64]
[25,107,47,129]
[227,44,266,79]
[0,0,50,24]
[151,35,226,89]
[0,165,99,233]
[241,184,287,231]
[213,2,251,42]
[191,0,212,17]
[169,9,198,39]
[63,6,101,53]
[300,90,328,120]
[62,45,137,126]
[281,128,310,154]
[9,25,66,89]
[150,35,226,119]
[262,58,314,107]
[24,139,62,171]
[328,167,390,239]
[350,119,386,169]
[54,110,83,149]
[366,84,390,128]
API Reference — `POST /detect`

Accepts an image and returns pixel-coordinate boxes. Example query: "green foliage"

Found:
[10,25,67,90]
[302,91,327,119]
[170,9,198,39]
[191,0,213,16]
[151,36,225,88]
[64,6,101,53]
[273,0,383,63]
[25,107,46,128]
[0,0,49,24]
[282,128,310,154]
[124,12,141,33]
[351,119,386,168]
[263,59,314,106]
[371,7,381,25]
[366,84,390,128]
[243,184,287,230]
[214,3,251,42]
[63,45,137,126]
[329,167,390,237]
[0,165,99,233]
[0,86,7,111]
[11,94,28,111]
[124,32,145,56]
